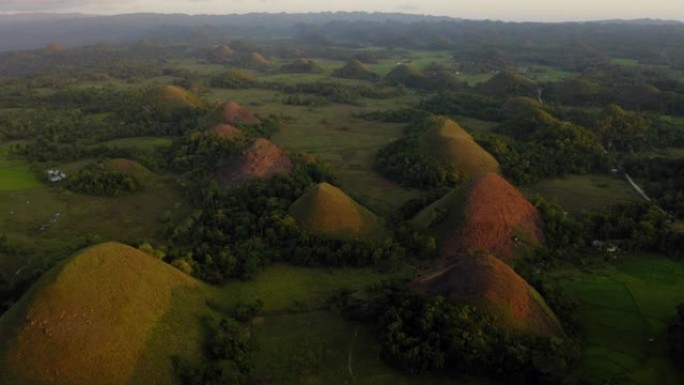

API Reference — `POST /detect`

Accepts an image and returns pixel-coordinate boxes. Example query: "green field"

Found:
[207,88,423,215]
[211,264,489,385]
[559,254,684,384]
[253,310,490,385]
[523,174,641,212]
[0,145,42,191]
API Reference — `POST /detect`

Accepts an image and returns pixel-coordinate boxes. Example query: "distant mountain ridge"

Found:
[0,12,681,52]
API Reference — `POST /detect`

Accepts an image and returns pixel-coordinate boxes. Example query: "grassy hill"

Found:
[214,138,293,188]
[413,253,563,337]
[204,100,261,127]
[412,173,543,260]
[288,182,382,237]
[419,118,500,181]
[280,58,322,73]
[206,123,242,139]
[332,59,378,80]
[0,242,209,385]
[152,85,205,110]
[101,158,154,182]
[238,52,269,69]
[382,64,426,87]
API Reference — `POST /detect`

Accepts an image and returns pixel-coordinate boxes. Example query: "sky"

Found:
[0,0,682,22]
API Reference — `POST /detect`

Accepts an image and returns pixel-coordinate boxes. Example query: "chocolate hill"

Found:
[332,59,377,80]
[238,52,269,69]
[412,173,544,261]
[412,253,563,337]
[208,44,234,63]
[280,58,322,73]
[205,100,261,127]
[207,123,242,139]
[101,158,153,179]
[0,242,208,385]
[214,138,293,188]
[288,182,382,237]
[382,64,427,88]
[152,85,205,110]
[419,118,500,181]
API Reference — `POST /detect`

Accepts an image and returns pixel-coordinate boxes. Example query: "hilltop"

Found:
[411,173,544,260]
[206,124,242,139]
[332,59,378,80]
[151,85,205,110]
[419,118,500,181]
[280,58,322,73]
[214,138,293,188]
[289,182,382,237]
[376,116,500,188]
[238,52,269,69]
[0,242,208,385]
[101,158,154,181]
[412,253,563,337]
[382,64,426,87]
[205,100,261,126]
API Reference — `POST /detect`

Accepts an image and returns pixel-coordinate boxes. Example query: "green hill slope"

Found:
[0,242,208,385]
[289,182,382,237]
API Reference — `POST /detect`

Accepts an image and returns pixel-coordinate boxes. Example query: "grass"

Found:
[289,182,383,237]
[523,174,640,213]
[558,254,684,384]
[0,179,188,283]
[214,264,406,314]
[206,88,422,215]
[612,58,641,67]
[419,119,500,180]
[0,144,42,191]
[252,310,491,385]
[522,64,578,81]
[0,242,209,385]
[215,259,487,385]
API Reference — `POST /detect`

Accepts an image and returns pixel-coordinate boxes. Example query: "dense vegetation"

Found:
[669,304,684,371]
[333,285,578,384]
[1,13,684,385]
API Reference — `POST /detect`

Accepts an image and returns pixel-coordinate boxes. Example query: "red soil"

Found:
[412,253,562,337]
[444,173,544,260]
[219,101,260,126]
[215,138,293,188]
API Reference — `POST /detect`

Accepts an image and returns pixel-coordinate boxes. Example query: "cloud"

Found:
[398,3,420,11]
[0,0,132,12]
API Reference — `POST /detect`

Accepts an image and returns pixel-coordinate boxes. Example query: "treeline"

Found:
[534,199,684,263]
[331,285,578,384]
[624,156,684,219]
[67,164,142,196]
[175,302,261,385]
[165,164,419,282]
[376,134,459,189]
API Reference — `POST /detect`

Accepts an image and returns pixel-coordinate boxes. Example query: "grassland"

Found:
[0,242,209,385]
[253,310,491,385]
[0,144,41,192]
[0,167,186,283]
[523,174,640,213]
[557,254,684,384]
[210,263,490,385]
[522,64,578,81]
[207,88,423,215]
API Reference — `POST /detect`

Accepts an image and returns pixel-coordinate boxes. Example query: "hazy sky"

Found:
[0,0,683,21]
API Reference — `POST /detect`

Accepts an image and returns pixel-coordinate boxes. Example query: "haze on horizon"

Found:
[0,0,682,22]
